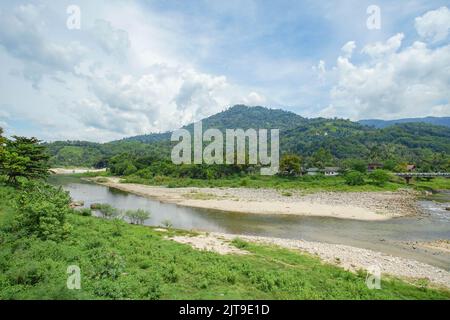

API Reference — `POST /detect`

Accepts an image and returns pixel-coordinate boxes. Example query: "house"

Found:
[367,163,383,172]
[323,167,341,176]
[306,168,319,176]
[406,164,416,172]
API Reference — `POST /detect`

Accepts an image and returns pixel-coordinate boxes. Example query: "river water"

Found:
[49,176,450,270]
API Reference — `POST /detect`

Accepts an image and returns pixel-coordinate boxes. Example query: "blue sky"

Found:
[0,0,449,141]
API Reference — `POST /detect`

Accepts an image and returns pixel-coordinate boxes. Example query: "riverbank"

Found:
[169,232,450,289]
[2,196,448,300]
[91,177,420,221]
[50,167,107,175]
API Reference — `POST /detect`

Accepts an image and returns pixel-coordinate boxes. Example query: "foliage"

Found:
[368,169,391,186]
[343,159,367,173]
[14,181,72,241]
[0,185,449,300]
[344,171,366,186]
[90,204,120,219]
[0,136,50,184]
[125,209,150,225]
[77,208,92,217]
[279,154,302,176]
[44,106,450,176]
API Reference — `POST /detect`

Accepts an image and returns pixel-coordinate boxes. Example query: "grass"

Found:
[120,174,450,193]
[1,184,449,300]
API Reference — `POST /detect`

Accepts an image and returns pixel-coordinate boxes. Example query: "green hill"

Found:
[45,105,450,171]
[359,117,450,129]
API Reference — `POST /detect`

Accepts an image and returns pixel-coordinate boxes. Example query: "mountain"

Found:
[359,117,450,129]
[46,105,450,170]
[122,105,305,143]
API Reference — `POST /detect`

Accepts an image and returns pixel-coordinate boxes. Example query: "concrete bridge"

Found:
[394,172,450,183]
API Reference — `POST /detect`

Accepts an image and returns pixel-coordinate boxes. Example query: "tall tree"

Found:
[0,136,50,183]
[280,154,302,176]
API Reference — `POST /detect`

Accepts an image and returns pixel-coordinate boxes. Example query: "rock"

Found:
[445,207,450,211]
[70,201,84,208]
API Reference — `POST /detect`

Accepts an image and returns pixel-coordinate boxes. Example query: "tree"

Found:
[125,209,151,225]
[1,136,50,183]
[15,181,72,241]
[312,148,333,169]
[343,159,367,173]
[369,169,390,186]
[279,154,302,176]
[344,171,365,186]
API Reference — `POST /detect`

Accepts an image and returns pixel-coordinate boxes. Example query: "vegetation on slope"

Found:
[45,105,450,173]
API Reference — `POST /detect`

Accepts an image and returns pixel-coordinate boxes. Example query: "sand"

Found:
[92,177,419,221]
[50,168,107,175]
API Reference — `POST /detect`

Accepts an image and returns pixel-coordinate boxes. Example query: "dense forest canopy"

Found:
[41,105,450,173]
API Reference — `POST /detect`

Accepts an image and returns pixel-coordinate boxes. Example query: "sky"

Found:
[0,0,449,142]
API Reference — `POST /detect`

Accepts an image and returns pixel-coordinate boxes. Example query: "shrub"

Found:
[161,219,173,228]
[125,209,150,225]
[344,171,365,186]
[279,154,302,176]
[369,169,390,186]
[77,208,92,216]
[90,204,120,219]
[15,181,72,241]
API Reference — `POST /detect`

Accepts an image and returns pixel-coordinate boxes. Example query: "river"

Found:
[49,175,450,270]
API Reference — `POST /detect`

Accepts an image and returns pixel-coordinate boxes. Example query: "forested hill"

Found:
[359,117,450,129]
[123,105,305,143]
[44,105,450,171]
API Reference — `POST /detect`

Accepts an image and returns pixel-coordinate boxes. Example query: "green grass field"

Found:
[1,184,449,300]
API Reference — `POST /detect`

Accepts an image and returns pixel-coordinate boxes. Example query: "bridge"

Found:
[394,172,450,183]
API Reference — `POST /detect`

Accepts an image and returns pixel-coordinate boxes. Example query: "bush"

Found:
[90,203,120,219]
[15,181,72,241]
[344,171,365,186]
[161,219,173,228]
[369,169,390,186]
[77,208,92,216]
[279,154,302,176]
[125,209,150,225]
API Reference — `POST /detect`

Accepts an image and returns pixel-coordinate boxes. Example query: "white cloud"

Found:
[243,92,267,105]
[341,41,356,58]
[90,19,130,61]
[415,6,450,43]
[0,4,87,88]
[69,64,257,136]
[324,36,450,120]
[0,2,264,141]
[361,33,404,59]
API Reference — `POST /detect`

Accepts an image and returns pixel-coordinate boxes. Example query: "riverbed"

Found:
[49,175,450,271]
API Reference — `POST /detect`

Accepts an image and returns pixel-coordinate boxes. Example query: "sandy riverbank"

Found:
[91,177,419,221]
[50,168,107,175]
[168,232,450,289]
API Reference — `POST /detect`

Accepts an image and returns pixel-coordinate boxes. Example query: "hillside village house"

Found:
[323,167,341,176]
